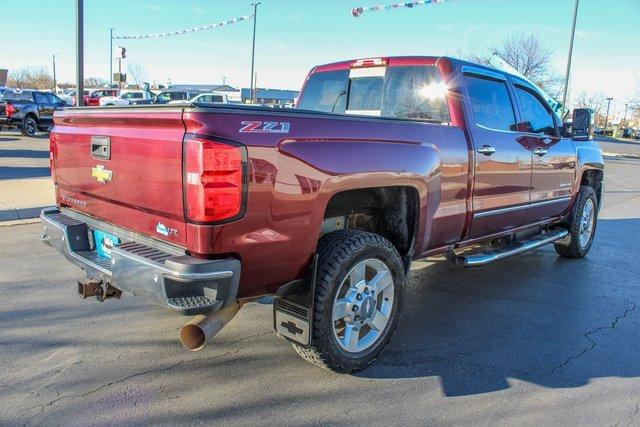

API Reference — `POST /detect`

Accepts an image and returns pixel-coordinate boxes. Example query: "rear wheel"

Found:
[21,116,37,137]
[293,230,405,373]
[554,185,598,258]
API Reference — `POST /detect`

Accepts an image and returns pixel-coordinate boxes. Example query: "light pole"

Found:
[76,0,84,106]
[604,97,613,136]
[109,28,114,88]
[52,53,59,91]
[623,103,629,127]
[562,0,580,114]
[249,3,261,103]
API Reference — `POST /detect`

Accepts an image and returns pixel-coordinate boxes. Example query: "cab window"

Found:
[464,74,516,132]
[515,86,556,136]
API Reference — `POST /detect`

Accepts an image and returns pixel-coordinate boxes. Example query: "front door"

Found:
[512,83,576,221]
[462,69,533,238]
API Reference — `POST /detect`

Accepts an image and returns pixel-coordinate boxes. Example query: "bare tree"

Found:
[8,67,53,89]
[84,77,107,87]
[574,91,609,127]
[457,33,564,98]
[127,63,148,87]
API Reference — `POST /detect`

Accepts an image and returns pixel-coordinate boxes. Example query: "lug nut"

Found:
[356,294,363,301]
[354,316,360,321]
[352,305,359,311]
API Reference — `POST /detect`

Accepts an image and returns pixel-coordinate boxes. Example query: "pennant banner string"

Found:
[113,14,254,40]
[352,0,454,17]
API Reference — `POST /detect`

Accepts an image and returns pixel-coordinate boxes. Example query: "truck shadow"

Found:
[0,166,50,179]
[0,149,50,159]
[357,218,640,396]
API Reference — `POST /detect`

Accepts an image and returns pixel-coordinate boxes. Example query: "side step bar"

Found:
[447,229,569,268]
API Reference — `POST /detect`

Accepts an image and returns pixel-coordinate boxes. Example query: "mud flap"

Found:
[273,254,317,347]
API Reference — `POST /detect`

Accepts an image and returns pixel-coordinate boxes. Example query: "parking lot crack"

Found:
[551,303,636,375]
[20,331,273,425]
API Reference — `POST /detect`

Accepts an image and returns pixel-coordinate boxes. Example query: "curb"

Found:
[0,206,47,222]
[603,151,640,160]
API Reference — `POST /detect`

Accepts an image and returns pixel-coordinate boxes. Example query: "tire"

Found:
[20,115,37,137]
[293,230,405,373]
[554,185,598,258]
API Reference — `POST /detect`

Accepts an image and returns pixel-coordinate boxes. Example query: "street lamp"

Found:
[52,53,60,91]
[562,0,580,115]
[604,97,614,137]
[109,28,114,88]
[249,2,261,103]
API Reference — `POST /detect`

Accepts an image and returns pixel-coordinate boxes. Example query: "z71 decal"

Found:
[239,121,290,134]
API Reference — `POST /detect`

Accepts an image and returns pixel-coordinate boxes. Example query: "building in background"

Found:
[169,84,241,102]
[241,88,299,106]
[0,69,8,86]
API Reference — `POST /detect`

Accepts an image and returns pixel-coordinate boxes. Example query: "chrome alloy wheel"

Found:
[332,258,394,353]
[579,198,595,248]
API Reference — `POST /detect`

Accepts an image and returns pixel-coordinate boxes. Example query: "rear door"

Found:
[511,81,576,221]
[461,67,533,238]
[34,92,56,125]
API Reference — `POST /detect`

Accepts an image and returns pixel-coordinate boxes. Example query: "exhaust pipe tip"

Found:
[180,323,207,351]
[179,302,242,352]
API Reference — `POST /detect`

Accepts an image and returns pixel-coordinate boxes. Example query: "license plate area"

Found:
[93,229,120,258]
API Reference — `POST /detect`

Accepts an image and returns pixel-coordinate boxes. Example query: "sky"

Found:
[2,0,638,116]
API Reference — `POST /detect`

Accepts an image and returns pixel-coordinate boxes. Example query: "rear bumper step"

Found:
[447,229,569,268]
[40,208,240,315]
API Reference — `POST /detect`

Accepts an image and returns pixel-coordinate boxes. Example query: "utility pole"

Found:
[76,0,84,106]
[249,3,261,103]
[109,28,114,88]
[562,0,580,114]
[623,103,629,127]
[52,53,58,91]
[604,97,613,137]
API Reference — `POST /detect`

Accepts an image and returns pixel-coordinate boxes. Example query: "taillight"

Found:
[185,138,245,223]
[49,131,57,182]
[5,103,15,118]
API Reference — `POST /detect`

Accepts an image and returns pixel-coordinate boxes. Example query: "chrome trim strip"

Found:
[473,197,572,219]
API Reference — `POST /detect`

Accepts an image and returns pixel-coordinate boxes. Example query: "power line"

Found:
[352,0,455,18]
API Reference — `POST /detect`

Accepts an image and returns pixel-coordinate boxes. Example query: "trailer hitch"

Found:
[77,278,122,301]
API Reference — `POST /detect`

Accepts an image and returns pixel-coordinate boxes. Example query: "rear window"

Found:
[298,65,450,123]
[297,70,349,114]
[2,91,34,101]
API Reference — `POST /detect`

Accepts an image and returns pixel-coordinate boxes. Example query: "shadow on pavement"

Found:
[0,166,50,179]
[0,137,20,142]
[356,218,640,396]
[0,149,50,159]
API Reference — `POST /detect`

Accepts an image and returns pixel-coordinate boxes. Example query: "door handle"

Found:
[477,145,496,156]
[533,147,548,157]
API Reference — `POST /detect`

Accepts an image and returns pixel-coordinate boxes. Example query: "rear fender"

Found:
[276,139,441,254]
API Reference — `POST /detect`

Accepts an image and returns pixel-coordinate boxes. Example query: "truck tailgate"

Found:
[51,109,188,247]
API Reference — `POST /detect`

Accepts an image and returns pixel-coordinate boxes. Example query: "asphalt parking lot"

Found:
[1,133,639,425]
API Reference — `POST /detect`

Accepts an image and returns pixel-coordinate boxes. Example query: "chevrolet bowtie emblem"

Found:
[91,165,113,183]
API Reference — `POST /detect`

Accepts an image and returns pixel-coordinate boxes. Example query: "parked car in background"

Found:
[55,90,74,106]
[168,92,230,104]
[99,90,155,106]
[83,89,119,106]
[0,89,65,136]
[153,90,202,104]
[42,55,603,373]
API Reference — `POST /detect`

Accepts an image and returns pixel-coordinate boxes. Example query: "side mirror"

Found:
[572,108,594,141]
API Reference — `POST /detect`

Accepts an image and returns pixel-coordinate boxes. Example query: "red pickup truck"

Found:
[41,56,603,373]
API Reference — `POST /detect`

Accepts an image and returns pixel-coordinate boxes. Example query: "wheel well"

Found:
[581,169,604,206]
[322,186,419,257]
[24,112,38,122]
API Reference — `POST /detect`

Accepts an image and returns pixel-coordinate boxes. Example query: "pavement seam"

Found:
[550,302,637,375]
